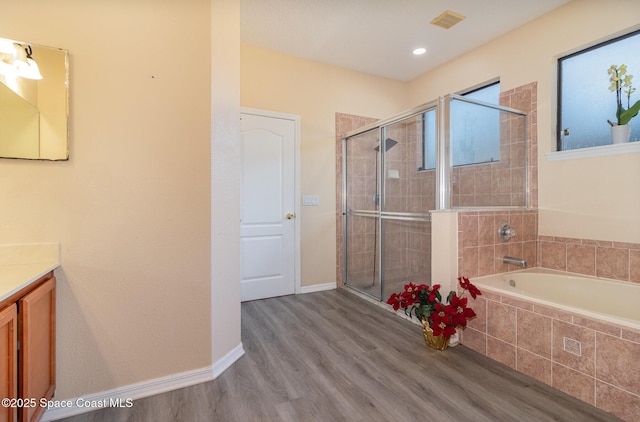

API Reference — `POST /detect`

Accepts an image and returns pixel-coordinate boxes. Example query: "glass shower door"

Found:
[344,128,382,299]
[380,114,433,299]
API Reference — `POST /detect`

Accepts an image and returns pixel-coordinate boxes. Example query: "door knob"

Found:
[286,213,296,220]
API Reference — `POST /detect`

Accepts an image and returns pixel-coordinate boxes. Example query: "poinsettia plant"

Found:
[386,277,481,339]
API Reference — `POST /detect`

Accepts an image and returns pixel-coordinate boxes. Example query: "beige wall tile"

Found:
[487,301,517,344]
[566,244,595,276]
[596,381,640,422]
[517,348,551,385]
[552,364,595,405]
[596,247,630,280]
[540,241,566,271]
[487,336,516,369]
[631,250,640,283]
[517,310,552,358]
[552,320,595,376]
[460,327,486,354]
[596,333,640,394]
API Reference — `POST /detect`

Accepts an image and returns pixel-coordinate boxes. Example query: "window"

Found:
[558,30,640,151]
[422,82,500,170]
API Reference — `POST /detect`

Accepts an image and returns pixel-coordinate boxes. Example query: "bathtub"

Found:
[472,268,640,331]
[466,268,640,421]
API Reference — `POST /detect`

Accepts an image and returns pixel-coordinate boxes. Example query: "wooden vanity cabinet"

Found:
[19,275,56,422]
[0,272,56,422]
[0,304,18,422]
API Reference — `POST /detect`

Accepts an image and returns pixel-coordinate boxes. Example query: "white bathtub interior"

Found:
[472,268,640,330]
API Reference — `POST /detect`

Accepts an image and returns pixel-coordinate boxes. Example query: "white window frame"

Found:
[548,27,640,161]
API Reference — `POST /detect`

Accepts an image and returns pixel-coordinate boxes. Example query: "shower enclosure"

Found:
[342,94,527,301]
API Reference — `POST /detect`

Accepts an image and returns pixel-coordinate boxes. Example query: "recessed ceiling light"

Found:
[413,47,426,55]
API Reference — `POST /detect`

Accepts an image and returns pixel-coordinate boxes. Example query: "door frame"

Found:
[240,107,301,295]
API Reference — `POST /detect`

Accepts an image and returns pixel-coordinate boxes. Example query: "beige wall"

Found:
[241,45,409,286]
[211,0,242,365]
[407,0,640,243]
[1,0,241,400]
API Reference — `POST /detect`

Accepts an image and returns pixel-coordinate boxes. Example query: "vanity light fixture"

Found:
[0,43,43,79]
[0,39,15,55]
[14,45,42,80]
[413,47,426,55]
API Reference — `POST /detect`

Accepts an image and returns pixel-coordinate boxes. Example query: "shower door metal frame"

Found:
[342,94,528,300]
[342,110,434,300]
[438,94,529,210]
[341,126,386,299]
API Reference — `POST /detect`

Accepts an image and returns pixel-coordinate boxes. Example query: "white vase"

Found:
[611,124,632,144]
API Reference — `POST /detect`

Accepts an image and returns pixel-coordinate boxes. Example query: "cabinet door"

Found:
[19,277,56,422]
[0,304,17,422]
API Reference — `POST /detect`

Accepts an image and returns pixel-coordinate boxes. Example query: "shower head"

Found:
[374,138,398,152]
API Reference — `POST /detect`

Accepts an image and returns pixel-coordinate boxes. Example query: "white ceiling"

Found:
[240,0,570,81]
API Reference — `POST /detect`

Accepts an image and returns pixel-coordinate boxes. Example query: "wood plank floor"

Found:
[60,288,621,421]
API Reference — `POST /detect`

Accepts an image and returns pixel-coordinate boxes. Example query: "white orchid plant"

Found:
[608,64,640,126]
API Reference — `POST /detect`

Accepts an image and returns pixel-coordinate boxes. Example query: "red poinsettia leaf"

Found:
[468,283,482,299]
[386,294,400,311]
[444,325,457,339]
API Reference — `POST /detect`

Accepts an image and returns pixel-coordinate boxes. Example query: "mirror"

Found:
[0,37,69,160]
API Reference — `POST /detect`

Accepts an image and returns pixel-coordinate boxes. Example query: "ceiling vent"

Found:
[430,10,466,29]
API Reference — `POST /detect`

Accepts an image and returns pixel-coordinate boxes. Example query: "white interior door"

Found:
[240,111,296,302]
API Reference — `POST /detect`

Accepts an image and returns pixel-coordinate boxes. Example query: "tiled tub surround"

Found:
[462,270,640,421]
[458,210,539,278]
[539,235,640,283]
[458,209,640,284]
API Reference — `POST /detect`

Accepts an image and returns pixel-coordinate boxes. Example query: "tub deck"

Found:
[472,268,640,330]
[461,268,640,421]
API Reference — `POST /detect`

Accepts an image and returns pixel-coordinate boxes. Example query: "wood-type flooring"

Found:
[60,288,621,421]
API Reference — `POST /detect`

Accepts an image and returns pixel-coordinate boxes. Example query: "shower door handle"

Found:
[286,213,296,220]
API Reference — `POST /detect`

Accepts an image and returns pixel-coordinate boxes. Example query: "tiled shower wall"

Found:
[336,113,378,287]
[502,83,538,209]
[383,118,433,293]
[336,82,538,287]
[451,82,537,208]
[337,113,433,294]
[342,127,380,289]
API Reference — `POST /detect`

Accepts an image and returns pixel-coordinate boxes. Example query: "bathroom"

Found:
[338,77,640,419]
[1,1,639,421]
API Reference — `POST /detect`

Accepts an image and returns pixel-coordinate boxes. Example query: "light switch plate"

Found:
[303,195,320,206]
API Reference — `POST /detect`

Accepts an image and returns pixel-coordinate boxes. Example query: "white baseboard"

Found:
[298,282,336,294]
[42,343,245,421]
[211,342,245,378]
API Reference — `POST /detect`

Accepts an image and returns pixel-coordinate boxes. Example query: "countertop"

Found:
[0,243,60,303]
